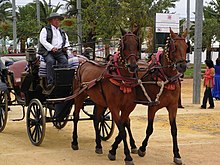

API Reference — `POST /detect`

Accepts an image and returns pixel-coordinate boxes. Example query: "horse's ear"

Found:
[170,28,177,39]
[120,27,127,35]
[133,26,139,35]
[182,28,188,38]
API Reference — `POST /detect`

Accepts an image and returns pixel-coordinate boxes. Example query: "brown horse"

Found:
[71,28,140,165]
[135,29,188,164]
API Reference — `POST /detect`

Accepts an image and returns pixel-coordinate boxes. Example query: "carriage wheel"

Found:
[49,109,69,130]
[26,99,46,146]
[0,91,8,132]
[93,106,115,141]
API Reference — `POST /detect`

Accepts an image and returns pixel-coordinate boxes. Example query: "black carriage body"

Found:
[51,67,75,98]
[0,49,115,146]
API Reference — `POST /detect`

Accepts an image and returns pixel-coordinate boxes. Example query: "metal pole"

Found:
[12,0,17,53]
[77,0,82,54]
[186,0,190,62]
[36,0,40,27]
[49,0,51,8]
[193,0,204,104]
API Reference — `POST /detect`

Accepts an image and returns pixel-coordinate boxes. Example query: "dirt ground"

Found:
[0,79,220,165]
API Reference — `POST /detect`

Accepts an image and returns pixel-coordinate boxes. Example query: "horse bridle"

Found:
[119,32,140,65]
[164,36,187,68]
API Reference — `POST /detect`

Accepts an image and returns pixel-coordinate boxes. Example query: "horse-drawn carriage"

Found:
[1,28,188,165]
[0,48,115,146]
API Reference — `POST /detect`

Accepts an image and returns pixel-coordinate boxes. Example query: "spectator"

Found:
[83,47,93,59]
[7,45,13,54]
[201,59,215,109]
[72,48,77,56]
[212,57,220,100]
[178,75,184,108]
[106,54,113,62]
[68,48,77,58]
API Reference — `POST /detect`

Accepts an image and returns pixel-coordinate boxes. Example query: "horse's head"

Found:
[164,28,188,73]
[119,27,140,73]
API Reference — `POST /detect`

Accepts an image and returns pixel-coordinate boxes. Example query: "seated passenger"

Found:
[69,48,77,57]
[83,47,93,60]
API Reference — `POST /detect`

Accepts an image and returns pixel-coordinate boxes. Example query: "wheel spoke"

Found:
[101,122,109,137]
[36,125,40,142]
[101,123,105,138]
[31,126,37,141]
[30,107,36,118]
[28,118,36,128]
[103,110,111,117]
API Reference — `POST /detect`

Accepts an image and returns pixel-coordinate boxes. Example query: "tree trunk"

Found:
[20,38,26,53]
[146,27,154,53]
[206,42,212,60]
[105,44,110,57]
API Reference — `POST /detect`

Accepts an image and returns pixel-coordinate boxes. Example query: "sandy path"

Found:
[0,79,220,165]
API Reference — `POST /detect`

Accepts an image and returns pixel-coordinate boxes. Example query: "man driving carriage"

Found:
[38,12,70,89]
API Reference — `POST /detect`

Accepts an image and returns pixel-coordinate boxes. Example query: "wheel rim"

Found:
[99,108,115,141]
[26,99,45,146]
[0,91,8,132]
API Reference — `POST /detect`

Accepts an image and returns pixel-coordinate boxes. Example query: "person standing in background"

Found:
[201,59,215,109]
[212,58,220,100]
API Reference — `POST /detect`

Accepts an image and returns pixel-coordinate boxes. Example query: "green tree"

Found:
[64,0,178,55]
[0,0,12,22]
[15,1,63,53]
[0,0,12,53]
[203,0,220,58]
[16,4,40,52]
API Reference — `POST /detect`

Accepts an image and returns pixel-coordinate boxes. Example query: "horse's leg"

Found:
[120,119,134,165]
[108,112,134,165]
[108,111,121,160]
[71,95,86,150]
[110,118,137,155]
[109,117,134,165]
[93,104,104,154]
[125,118,137,154]
[168,107,182,165]
[108,129,122,160]
[138,107,156,157]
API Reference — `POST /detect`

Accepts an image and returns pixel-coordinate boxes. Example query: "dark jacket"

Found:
[38,25,66,56]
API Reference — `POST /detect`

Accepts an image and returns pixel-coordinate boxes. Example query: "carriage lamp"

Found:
[26,47,37,62]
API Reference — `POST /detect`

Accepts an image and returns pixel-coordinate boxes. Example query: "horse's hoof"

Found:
[173,157,182,165]
[95,148,103,154]
[138,148,146,157]
[71,144,79,150]
[131,148,138,154]
[108,152,116,161]
[125,160,134,165]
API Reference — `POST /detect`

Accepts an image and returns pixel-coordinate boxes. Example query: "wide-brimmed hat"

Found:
[47,13,64,21]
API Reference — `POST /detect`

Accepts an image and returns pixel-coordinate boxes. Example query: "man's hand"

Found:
[62,47,67,52]
[51,47,58,53]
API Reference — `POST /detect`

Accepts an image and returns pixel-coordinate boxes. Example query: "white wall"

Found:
[189,50,219,65]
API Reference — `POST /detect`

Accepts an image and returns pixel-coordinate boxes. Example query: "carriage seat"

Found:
[8,60,27,87]
[38,54,79,77]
